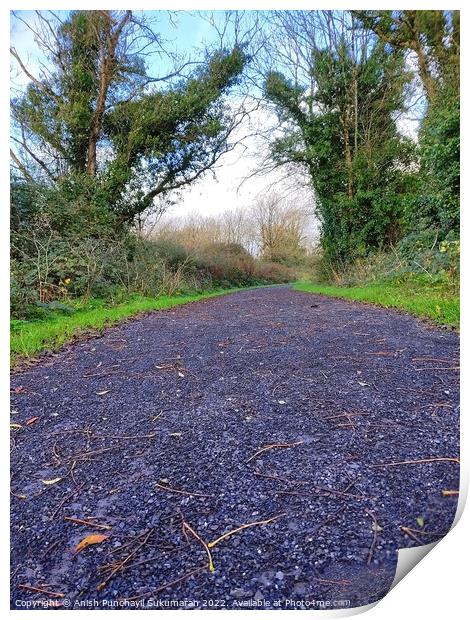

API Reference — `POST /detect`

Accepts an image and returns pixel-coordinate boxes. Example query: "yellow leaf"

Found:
[75,533,108,554]
[42,477,63,485]
[10,423,22,429]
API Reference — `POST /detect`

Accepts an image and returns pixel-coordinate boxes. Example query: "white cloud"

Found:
[165,102,317,222]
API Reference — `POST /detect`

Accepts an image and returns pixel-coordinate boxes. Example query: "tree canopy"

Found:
[11,10,247,228]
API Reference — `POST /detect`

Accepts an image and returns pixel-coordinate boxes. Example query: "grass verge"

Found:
[293,278,459,328]
[10,286,266,366]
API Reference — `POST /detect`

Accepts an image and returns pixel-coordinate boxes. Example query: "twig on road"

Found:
[155,481,211,498]
[245,441,303,464]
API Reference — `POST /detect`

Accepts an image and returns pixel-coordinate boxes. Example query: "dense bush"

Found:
[316,228,459,291]
[10,202,294,320]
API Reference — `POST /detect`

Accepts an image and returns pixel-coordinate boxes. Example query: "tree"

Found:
[353,10,459,104]
[250,193,310,264]
[354,10,460,236]
[264,11,415,265]
[10,10,247,229]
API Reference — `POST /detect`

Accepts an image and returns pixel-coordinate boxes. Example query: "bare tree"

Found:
[249,193,312,262]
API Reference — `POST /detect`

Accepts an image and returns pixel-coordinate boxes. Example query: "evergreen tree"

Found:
[265,34,415,265]
[11,10,246,230]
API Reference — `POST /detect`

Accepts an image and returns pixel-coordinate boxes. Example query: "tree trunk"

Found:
[86,11,131,176]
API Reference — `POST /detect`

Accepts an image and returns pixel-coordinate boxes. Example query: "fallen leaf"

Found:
[371,522,383,533]
[10,423,23,430]
[169,432,183,438]
[75,533,108,554]
[26,416,40,425]
[278,400,286,405]
[42,477,63,485]
[177,372,185,378]
[358,381,370,387]
[13,386,26,394]
[416,516,425,527]
[96,390,110,396]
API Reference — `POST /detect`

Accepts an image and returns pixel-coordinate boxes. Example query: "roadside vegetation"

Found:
[264,11,459,326]
[10,11,304,361]
[294,278,459,327]
[10,10,460,355]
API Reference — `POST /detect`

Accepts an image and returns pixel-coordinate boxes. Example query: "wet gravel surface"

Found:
[10,286,459,610]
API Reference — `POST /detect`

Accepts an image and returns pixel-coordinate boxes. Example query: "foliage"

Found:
[265,31,416,266]
[355,10,460,238]
[11,10,246,225]
[10,195,293,320]
[265,10,459,285]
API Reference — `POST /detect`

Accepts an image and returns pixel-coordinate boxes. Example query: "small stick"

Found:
[98,528,154,591]
[67,447,114,462]
[154,481,211,498]
[371,457,459,467]
[312,577,353,586]
[401,526,445,537]
[106,529,153,555]
[208,514,286,549]
[365,509,380,565]
[414,366,459,371]
[42,539,61,560]
[18,584,64,598]
[323,412,369,420]
[64,516,112,530]
[94,432,157,440]
[50,483,85,520]
[419,403,453,410]
[246,441,303,463]
[412,357,459,363]
[442,490,459,497]
[180,517,214,572]
[315,506,347,532]
[400,526,424,545]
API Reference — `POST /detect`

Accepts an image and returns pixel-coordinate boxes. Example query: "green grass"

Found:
[10,286,266,366]
[293,278,459,328]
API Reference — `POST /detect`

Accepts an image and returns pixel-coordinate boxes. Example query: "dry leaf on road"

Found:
[74,533,108,554]
[42,477,63,485]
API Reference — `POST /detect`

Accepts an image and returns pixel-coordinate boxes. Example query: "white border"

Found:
[2,2,467,618]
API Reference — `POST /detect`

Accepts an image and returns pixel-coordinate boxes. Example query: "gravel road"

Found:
[10,285,460,610]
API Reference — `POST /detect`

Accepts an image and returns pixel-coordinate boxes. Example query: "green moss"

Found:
[293,279,459,328]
